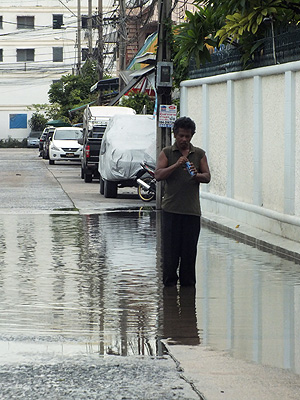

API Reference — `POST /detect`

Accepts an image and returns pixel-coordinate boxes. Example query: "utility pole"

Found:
[77,0,82,74]
[88,0,93,55]
[156,0,172,209]
[97,0,103,104]
[119,0,127,93]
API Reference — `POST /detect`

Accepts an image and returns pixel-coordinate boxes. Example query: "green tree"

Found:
[48,60,98,122]
[197,0,300,16]
[120,91,155,114]
[195,0,300,67]
[28,103,61,121]
[28,112,48,132]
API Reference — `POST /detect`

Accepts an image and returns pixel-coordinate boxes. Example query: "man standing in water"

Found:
[155,116,211,287]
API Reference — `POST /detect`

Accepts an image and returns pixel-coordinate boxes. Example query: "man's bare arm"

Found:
[193,155,211,183]
[155,151,187,181]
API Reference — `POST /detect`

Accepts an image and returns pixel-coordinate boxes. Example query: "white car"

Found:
[49,127,83,165]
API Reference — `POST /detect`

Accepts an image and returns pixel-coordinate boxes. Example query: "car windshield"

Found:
[29,132,41,138]
[54,129,82,140]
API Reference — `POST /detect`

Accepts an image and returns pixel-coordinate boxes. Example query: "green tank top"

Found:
[162,143,205,216]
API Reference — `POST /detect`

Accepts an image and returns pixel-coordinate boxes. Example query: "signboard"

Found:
[158,104,177,128]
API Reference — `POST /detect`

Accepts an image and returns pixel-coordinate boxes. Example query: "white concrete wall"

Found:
[181,61,300,243]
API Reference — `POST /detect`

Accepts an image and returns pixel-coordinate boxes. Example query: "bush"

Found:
[0,138,27,148]
[28,112,47,132]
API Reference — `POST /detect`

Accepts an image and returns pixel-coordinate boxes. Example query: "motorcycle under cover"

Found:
[98,114,156,181]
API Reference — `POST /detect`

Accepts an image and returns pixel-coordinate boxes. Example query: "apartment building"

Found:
[0,0,197,141]
[0,0,110,141]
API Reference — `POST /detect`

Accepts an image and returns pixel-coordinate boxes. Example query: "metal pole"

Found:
[88,0,93,56]
[77,0,82,73]
[119,0,127,93]
[98,0,103,104]
[156,0,172,210]
[271,19,277,65]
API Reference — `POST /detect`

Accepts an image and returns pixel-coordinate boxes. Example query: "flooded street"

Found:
[0,211,201,399]
[1,213,300,367]
[1,149,300,399]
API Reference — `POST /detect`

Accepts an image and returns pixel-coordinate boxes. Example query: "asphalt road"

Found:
[0,148,203,400]
[2,149,300,400]
[0,148,151,214]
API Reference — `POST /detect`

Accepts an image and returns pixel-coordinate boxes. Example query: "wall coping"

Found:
[181,60,300,87]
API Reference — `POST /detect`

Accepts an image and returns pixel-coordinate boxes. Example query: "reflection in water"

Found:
[162,286,200,345]
[0,211,160,358]
[0,211,300,375]
[196,228,300,374]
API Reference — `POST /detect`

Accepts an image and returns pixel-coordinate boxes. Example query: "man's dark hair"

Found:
[173,116,196,136]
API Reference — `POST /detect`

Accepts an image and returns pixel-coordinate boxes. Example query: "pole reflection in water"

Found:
[0,211,161,360]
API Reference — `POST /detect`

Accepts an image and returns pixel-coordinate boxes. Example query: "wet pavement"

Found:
[0,211,200,399]
[1,149,300,399]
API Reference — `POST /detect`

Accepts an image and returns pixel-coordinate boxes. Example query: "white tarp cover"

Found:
[99,114,156,181]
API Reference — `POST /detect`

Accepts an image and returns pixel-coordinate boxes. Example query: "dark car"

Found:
[42,128,55,159]
[39,130,48,156]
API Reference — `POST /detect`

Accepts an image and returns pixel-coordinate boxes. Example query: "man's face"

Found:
[174,128,193,150]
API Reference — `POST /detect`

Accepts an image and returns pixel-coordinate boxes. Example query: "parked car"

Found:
[99,114,156,198]
[48,127,83,165]
[42,128,55,159]
[27,131,41,148]
[39,126,54,157]
[79,105,135,183]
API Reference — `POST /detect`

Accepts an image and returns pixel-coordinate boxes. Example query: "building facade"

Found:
[0,0,110,141]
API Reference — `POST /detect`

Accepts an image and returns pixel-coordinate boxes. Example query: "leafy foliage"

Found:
[192,0,300,68]
[216,0,286,44]
[27,103,65,124]
[196,0,300,16]
[173,5,220,70]
[28,112,48,132]
[0,138,27,148]
[48,60,98,123]
[120,91,155,114]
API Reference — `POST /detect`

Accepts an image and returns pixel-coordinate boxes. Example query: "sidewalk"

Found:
[163,342,300,400]
[164,212,300,400]
[202,211,300,263]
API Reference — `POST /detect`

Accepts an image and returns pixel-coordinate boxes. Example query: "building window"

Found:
[53,47,63,62]
[9,114,27,129]
[82,48,89,61]
[0,16,3,29]
[81,15,97,29]
[17,49,35,62]
[17,16,34,29]
[0,49,2,62]
[53,14,63,29]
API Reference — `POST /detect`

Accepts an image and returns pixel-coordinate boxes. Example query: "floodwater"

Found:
[0,209,300,377]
